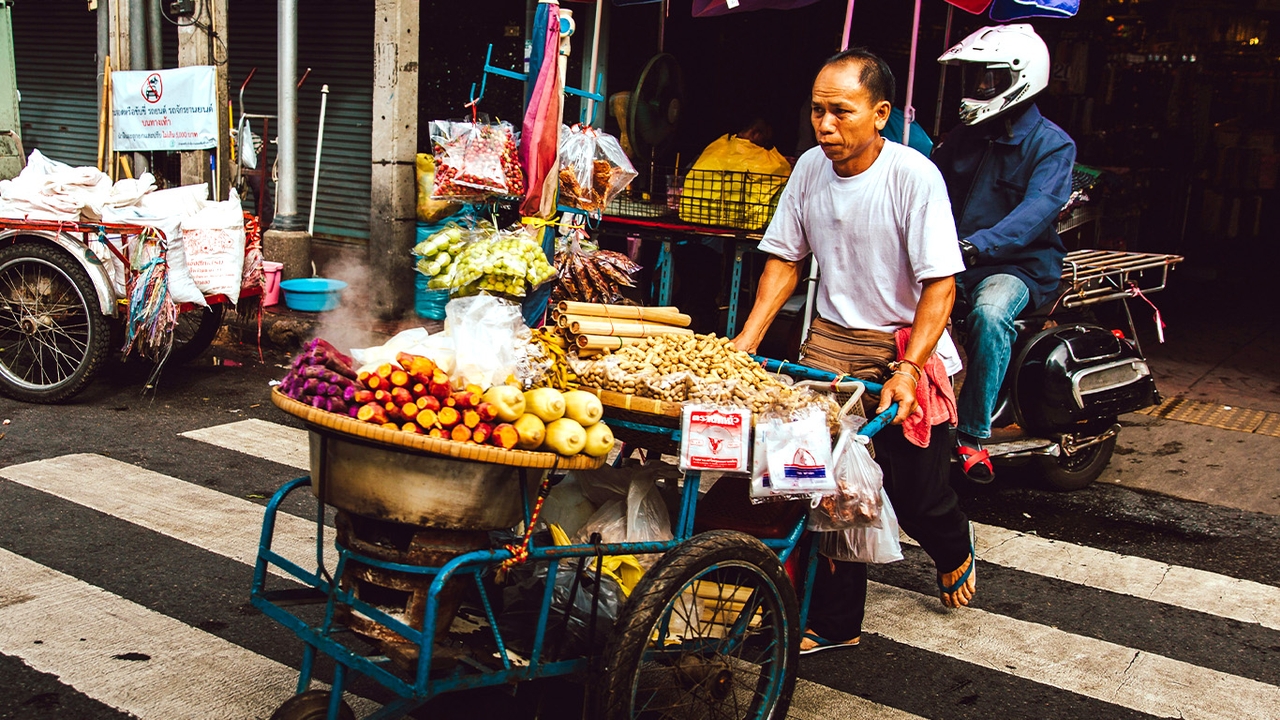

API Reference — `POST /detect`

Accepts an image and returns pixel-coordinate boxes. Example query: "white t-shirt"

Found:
[758,141,965,374]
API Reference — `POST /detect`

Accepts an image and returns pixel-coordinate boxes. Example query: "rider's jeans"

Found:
[957,273,1030,439]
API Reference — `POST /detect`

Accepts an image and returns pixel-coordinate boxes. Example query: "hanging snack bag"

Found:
[430,120,524,201]
[558,124,638,213]
[764,407,837,498]
[679,404,751,474]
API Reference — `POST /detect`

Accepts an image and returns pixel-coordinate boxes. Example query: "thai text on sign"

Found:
[112,66,218,152]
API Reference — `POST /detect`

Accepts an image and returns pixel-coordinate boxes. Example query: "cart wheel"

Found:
[269,690,356,720]
[167,303,224,364]
[0,242,110,403]
[597,530,799,720]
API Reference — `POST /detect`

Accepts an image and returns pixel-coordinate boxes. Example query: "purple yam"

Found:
[326,397,349,414]
[310,395,327,409]
[302,378,320,395]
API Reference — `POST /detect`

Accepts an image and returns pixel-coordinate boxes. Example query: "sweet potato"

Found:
[390,387,414,407]
[450,424,473,442]
[357,403,387,424]
[490,423,518,449]
[401,422,422,435]
[416,395,441,412]
[402,402,419,420]
[326,397,348,415]
[437,406,460,428]
[353,389,374,405]
[390,369,410,388]
[472,422,493,444]
[417,409,438,428]
[462,409,481,429]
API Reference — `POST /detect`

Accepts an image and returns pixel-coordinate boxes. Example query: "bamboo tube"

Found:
[568,317,695,338]
[556,301,692,327]
[97,55,111,172]
[576,334,647,351]
[561,314,687,334]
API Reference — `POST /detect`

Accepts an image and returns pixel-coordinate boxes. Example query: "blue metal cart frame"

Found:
[252,361,894,719]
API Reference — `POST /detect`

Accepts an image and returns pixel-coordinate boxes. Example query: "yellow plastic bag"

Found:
[415,153,462,223]
[549,523,646,597]
[678,134,792,230]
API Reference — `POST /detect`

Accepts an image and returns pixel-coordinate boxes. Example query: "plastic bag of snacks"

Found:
[448,228,557,298]
[558,124,638,213]
[429,120,525,201]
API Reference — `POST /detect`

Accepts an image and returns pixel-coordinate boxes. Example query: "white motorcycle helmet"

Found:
[938,24,1050,126]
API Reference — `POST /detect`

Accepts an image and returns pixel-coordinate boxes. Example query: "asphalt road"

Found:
[1,341,1278,719]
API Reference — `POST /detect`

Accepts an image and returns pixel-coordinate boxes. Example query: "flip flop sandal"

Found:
[799,631,861,655]
[937,522,978,607]
[957,444,994,484]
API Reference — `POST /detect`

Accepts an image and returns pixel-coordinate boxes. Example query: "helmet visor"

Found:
[961,64,1013,102]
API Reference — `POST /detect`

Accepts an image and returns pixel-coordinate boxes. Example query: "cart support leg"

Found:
[327,663,348,719]
[297,644,316,694]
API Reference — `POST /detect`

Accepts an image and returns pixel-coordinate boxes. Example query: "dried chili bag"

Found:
[557,124,638,213]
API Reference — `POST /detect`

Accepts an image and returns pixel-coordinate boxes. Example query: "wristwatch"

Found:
[959,240,979,267]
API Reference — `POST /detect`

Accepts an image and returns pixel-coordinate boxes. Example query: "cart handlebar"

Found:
[752,356,899,438]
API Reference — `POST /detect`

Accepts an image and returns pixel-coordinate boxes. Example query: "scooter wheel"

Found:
[1034,434,1117,492]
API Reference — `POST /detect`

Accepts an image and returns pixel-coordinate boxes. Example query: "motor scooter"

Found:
[951,249,1181,490]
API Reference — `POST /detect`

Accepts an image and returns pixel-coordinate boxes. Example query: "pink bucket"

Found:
[263,261,284,306]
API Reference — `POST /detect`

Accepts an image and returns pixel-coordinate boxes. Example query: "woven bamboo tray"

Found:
[271,389,606,470]
[576,385,683,418]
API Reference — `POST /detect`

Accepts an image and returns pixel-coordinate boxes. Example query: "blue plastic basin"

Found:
[279,278,347,312]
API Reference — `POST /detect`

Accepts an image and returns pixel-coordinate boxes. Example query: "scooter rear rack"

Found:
[1058,250,1183,309]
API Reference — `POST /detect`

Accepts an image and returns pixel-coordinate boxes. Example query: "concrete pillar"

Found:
[263,0,309,280]
[368,0,419,318]
[176,0,229,201]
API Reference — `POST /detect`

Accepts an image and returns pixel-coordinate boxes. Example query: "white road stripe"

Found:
[0,453,330,578]
[192,419,1280,634]
[181,418,310,471]
[866,581,1280,720]
[900,523,1280,632]
[0,547,377,719]
[790,678,927,720]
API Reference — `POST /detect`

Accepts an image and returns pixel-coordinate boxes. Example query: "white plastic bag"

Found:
[444,294,527,388]
[807,416,883,532]
[181,190,246,303]
[817,487,903,564]
[764,408,837,497]
[349,326,457,377]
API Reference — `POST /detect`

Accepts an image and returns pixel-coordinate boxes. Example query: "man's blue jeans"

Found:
[957,273,1031,439]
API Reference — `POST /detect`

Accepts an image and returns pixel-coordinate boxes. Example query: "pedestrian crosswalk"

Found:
[1,417,1278,719]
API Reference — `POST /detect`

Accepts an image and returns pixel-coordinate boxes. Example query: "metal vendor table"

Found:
[597,211,766,336]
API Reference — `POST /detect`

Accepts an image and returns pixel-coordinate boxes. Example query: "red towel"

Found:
[894,327,958,449]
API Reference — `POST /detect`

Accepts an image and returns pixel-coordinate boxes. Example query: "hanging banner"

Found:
[112,66,218,152]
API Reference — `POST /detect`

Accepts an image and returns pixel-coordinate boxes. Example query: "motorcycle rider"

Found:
[931,24,1076,482]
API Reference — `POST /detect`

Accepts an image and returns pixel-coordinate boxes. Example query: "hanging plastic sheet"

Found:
[690,0,821,16]
[989,0,1078,21]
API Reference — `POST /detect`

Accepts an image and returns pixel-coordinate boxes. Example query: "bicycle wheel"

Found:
[598,530,799,720]
[167,303,224,364]
[0,242,110,402]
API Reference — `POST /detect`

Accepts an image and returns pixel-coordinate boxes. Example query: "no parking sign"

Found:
[112,66,218,152]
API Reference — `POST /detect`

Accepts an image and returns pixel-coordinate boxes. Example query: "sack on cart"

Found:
[807,414,884,532]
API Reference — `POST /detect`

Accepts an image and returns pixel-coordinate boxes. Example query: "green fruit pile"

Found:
[450,231,557,298]
[413,224,472,289]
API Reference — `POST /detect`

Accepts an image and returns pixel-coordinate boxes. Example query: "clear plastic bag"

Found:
[444,294,528,388]
[763,407,837,497]
[558,124,638,213]
[429,120,524,201]
[807,415,883,532]
[817,487,903,564]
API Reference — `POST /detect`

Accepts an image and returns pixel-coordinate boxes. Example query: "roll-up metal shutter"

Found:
[12,4,98,168]
[229,0,373,242]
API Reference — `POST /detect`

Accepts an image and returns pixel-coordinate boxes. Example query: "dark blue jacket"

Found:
[931,103,1076,310]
